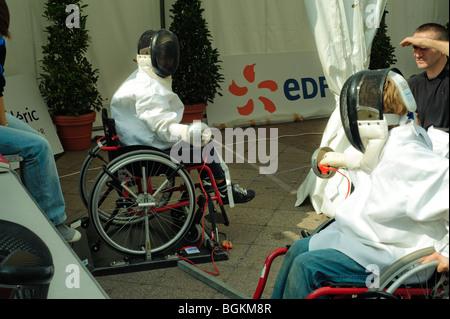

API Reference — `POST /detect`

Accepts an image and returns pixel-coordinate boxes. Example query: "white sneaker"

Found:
[56,223,81,243]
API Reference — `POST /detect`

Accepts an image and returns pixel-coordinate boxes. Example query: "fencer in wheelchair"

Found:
[110,29,255,207]
[270,68,449,299]
[85,30,255,256]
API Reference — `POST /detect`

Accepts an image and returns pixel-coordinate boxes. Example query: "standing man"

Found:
[400,23,449,132]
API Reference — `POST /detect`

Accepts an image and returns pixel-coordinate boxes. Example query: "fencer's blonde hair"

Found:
[382,77,408,115]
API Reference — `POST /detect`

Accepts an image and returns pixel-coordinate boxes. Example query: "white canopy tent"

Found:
[295,0,387,217]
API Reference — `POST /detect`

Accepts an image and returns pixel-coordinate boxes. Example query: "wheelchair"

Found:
[252,147,447,299]
[78,109,230,258]
[253,218,449,299]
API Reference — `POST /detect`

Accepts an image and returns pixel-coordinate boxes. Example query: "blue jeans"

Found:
[271,237,369,299]
[0,113,66,226]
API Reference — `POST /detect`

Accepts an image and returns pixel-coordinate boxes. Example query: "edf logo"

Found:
[229,63,328,116]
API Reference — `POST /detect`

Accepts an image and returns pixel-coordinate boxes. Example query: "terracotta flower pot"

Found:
[52,112,96,151]
[181,103,207,123]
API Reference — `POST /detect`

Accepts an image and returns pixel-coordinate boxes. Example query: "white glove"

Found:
[319,152,346,168]
[181,121,211,147]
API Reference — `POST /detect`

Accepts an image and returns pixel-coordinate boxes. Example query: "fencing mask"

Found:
[339,68,417,172]
[136,29,180,78]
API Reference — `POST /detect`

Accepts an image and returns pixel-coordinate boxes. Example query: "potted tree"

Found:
[369,10,397,70]
[169,0,224,123]
[39,0,103,151]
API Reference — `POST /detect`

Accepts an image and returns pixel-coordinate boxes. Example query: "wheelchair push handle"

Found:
[99,110,122,151]
[97,135,121,151]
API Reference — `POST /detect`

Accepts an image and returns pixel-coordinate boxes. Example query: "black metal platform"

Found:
[72,211,228,277]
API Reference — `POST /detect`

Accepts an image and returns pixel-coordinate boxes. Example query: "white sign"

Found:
[3,74,63,155]
[206,51,335,128]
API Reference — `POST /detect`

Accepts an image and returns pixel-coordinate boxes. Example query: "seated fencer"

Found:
[110,29,255,205]
[271,68,449,299]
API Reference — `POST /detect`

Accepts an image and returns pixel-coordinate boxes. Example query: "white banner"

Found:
[206,51,335,128]
[3,74,64,155]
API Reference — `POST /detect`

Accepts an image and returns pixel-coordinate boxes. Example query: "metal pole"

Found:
[177,261,251,299]
[160,0,166,29]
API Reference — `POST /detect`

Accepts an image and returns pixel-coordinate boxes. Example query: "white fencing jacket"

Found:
[110,66,187,150]
[310,123,449,274]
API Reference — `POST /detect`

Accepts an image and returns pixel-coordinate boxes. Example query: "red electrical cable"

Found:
[177,143,228,276]
[318,164,352,199]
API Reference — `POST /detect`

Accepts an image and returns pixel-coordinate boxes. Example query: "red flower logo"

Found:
[229,64,278,116]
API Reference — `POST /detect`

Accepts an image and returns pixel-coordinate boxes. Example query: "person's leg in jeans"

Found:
[271,237,368,299]
[0,113,80,242]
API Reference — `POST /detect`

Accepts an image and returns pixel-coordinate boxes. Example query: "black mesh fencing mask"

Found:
[151,30,180,78]
[340,68,417,153]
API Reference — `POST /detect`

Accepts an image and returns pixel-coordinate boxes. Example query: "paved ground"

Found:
[56,117,330,299]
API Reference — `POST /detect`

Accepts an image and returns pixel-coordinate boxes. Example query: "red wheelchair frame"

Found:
[253,238,447,299]
[95,135,228,222]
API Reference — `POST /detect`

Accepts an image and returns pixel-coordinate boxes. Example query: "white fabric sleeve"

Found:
[320,152,346,168]
[343,146,364,170]
[135,83,186,144]
[434,215,449,259]
[435,230,449,259]
[169,123,189,141]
